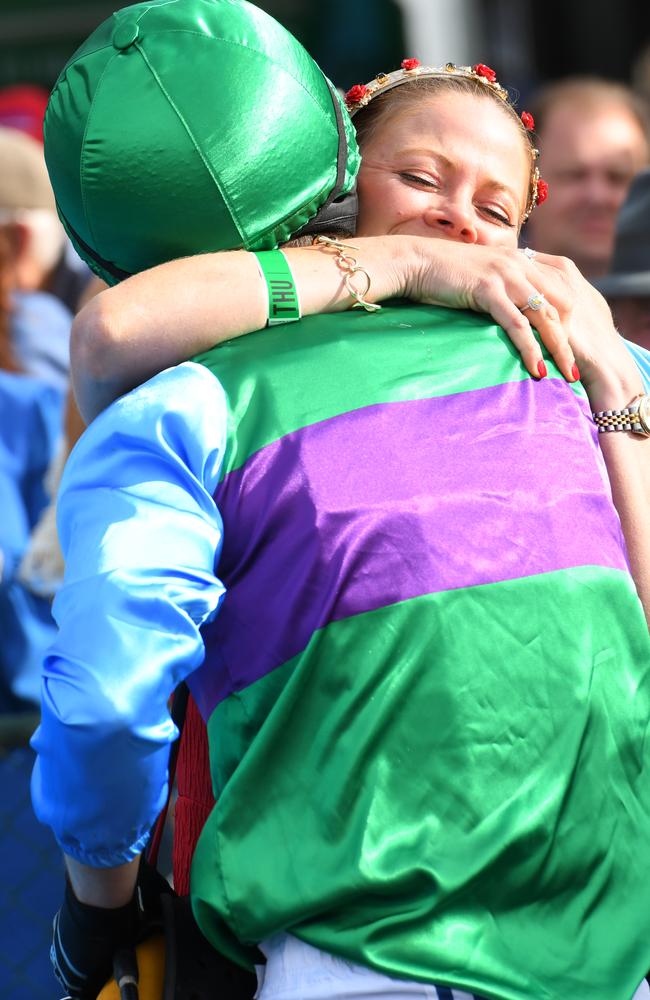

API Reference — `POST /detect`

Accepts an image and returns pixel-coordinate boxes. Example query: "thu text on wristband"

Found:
[253,250,301,326]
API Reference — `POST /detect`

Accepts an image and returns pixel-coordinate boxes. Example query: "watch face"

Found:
[639,395,650,435]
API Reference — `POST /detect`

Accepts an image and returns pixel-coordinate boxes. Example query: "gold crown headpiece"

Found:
[345,60,548,219]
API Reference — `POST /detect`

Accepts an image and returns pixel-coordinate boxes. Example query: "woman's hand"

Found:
[402,237,580,383]
[531,251,643,405]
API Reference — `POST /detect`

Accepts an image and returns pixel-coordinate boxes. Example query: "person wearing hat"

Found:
[0,129,73,716]
[0,125,97,319]
[0,127,111,614]
[0,128,93,688]
[0,126,74,383]
[32,2,650,999]
[595,168,650,386]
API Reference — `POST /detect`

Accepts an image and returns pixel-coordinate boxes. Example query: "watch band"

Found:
[592,394,650,437]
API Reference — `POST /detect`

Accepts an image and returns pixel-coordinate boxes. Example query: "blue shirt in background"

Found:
[11,290,71,392]
[0,370,64,712]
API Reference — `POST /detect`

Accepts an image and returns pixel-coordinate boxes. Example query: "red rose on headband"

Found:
[345,84,369,106]
[401,58,421,71]
[473,63,497,83]
[520,111,535,130]
[536,178,549,205]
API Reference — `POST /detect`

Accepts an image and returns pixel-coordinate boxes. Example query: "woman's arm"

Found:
[554,268,650,625]
[72,236,579,422]
[599,429,650,627]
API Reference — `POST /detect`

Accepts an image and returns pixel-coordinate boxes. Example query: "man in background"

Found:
[525,77,649,278]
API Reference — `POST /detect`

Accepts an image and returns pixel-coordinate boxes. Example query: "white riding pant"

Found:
[254,932,650,1000]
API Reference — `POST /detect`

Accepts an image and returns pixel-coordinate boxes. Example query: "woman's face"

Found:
[355,90,531,248]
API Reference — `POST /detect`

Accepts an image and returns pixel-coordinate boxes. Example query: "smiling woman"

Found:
[353,83,534,242]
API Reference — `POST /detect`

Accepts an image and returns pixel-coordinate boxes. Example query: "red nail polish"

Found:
[537,360,548,379]
[571,363,580,382]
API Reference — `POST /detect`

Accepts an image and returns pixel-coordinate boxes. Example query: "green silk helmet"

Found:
[44,0,360,284]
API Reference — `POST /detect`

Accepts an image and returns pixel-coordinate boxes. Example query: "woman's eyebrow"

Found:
[396,147,521,204]
[481,178,519,203]
[398,147,452,168]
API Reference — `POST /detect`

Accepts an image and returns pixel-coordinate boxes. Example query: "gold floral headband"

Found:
[345,60,548,219]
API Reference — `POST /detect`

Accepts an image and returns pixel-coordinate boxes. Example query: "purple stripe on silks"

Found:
[191,378,628,719]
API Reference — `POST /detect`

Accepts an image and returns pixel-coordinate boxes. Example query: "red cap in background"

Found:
[0,84,49,144]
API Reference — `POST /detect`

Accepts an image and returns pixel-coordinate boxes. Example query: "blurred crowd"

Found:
[1,50,650,719]
[0,86,103,719]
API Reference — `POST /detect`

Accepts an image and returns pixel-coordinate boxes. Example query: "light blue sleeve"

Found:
[31,362,227,867]
[625,340,650,392]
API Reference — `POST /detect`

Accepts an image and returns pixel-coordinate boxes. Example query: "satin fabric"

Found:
[193,377,627,715]
[32,305,650,998]
[191,305,650,998]
[44,0,359,285]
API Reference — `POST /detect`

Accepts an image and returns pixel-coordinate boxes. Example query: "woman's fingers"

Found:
[469,286,573,381]
[412,239,583,381]
[491,257,578,381]
[469,257,577,381]
[521,299,579,382]
[481,296,550,379]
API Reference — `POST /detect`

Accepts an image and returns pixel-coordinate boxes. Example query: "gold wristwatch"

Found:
[592,394,650,437]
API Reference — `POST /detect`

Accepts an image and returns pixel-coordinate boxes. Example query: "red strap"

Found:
[146,684,190,869]
[172,694,215,895]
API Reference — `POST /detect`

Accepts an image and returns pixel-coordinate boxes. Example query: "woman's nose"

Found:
[423,201,479,243]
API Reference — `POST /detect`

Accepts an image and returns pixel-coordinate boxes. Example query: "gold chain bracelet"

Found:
[314,235,382,313]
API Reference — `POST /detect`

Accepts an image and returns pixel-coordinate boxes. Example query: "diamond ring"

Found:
[522,247,537,260]
[521,291,545,312]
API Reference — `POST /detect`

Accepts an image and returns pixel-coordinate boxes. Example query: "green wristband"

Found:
[253,250,301,326]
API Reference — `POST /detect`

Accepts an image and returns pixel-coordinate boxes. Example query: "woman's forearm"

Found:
[548,273,649,625]
[582,360,650,627]
[71,236,583,423]
[599,432,650,627]
[71,239,409,421]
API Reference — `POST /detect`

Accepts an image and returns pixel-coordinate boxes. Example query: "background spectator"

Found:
[0,124,72,712]
[0,124,98,319]
[0,85,94,1000]
[632,40,650,112]
[0,125,100,605]
[595,168,650,355]
[524,77,650,278]
[0,83,49,144]
[0,225,65,715]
